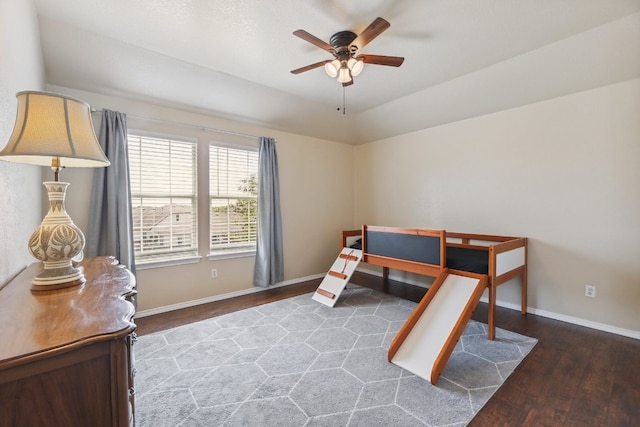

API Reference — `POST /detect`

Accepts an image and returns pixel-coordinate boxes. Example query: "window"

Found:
[209,144,259,255]
[128,134,198,263]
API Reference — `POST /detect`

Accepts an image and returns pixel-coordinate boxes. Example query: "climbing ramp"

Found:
[312,248,362,308]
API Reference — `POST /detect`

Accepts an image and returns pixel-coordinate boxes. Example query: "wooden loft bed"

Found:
[341,225,528,340]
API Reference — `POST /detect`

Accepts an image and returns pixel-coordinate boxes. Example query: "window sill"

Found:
[135,256,202,270]
[207,250,256,261]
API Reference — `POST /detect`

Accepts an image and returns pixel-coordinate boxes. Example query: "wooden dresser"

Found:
[0,256,137,427]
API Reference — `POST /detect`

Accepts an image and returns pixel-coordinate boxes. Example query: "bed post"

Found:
[488,246,497,340]
[522,237,528,315]
[488,284,496,340]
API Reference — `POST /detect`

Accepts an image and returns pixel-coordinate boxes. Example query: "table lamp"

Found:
[0,91,110,290]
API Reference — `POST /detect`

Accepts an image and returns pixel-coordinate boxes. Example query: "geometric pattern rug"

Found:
[135,285,537,426]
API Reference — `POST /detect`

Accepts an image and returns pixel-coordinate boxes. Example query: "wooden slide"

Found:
[388,269,488,385]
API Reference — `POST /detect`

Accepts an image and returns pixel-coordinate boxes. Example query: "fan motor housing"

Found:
[330,31,357,55]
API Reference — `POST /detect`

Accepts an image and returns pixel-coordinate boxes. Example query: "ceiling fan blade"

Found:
[293,29,333,52]
[357,54,404,67]
[290,60,331,75]
[351,17,390,50]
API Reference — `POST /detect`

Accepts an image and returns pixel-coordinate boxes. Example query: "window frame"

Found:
[208,141,259,260]
[128,130,200,267]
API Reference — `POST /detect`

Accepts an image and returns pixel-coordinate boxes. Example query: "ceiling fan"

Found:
[291,17,404,87]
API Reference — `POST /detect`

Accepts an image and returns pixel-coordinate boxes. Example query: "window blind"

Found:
[209,144,259,252]
[128,134,198,262]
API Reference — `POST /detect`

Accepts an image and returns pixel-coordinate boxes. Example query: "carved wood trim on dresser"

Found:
[0,256,137,427]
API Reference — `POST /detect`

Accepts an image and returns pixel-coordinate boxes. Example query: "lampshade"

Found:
[347,58,364,77]
[337,67,352,84]
[0,91,110,169]
[324,59,341,78]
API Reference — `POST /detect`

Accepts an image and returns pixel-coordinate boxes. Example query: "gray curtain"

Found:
[87,110,136,274]
[253,137,284,287]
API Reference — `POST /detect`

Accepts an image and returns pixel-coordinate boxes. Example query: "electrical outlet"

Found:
[585,285,596,298]
[211,269,218,279]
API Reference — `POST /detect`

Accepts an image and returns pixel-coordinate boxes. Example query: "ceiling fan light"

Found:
[337,67,352,83]
[324,60,340,78]
[347,58,364,76]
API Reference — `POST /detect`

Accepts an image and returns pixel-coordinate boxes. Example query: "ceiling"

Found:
[34,0,640,144]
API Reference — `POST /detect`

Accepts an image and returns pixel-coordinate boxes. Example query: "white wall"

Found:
[354,79,640,334]
[0,0,45,286]
[45,87,355,312]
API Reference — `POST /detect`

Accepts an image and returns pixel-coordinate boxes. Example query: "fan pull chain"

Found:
[336,86,346,115]
[342,86,346,115]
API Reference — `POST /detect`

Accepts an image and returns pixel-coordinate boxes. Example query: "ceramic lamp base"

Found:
[31,260,86,291]
[28,181,86,290]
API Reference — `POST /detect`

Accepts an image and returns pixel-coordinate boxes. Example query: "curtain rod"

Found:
[90,108,274,142]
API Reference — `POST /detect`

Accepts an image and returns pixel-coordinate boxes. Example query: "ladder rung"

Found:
[328,270,348,280]
[316,288,336,299]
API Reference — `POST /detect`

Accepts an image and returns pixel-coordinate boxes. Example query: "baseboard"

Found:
[136,272,325,318]
[137,268,638,340]
[358,267,640,340]
[496,301,640,340]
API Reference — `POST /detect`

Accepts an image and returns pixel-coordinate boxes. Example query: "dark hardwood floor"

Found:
[136,272,640,426]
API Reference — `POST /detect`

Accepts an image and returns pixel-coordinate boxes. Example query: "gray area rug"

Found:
[135,286,537,426]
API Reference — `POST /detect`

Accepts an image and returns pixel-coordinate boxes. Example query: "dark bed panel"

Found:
[366,231,441,265]
[446,246,489,274]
